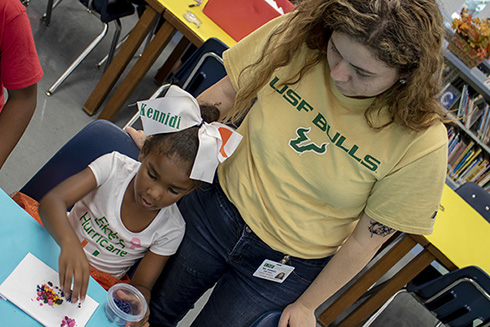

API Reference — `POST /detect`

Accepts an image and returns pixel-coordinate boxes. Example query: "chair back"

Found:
[170,37,228,97]
[455,182,490,222]
[79,0,135,23]
[408,266,490,327]
[20,120,140,202]
[249,310,281,327]
[124,38,228,129]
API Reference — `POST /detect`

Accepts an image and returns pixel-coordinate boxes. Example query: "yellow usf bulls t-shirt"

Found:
[218,15,448,259]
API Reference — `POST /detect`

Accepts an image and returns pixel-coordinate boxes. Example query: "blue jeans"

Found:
[149,181,331,327]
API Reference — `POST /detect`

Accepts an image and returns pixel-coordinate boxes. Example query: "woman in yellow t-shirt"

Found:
[136,0,448,326]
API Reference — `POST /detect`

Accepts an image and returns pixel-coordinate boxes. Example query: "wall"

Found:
[439,0,490,18]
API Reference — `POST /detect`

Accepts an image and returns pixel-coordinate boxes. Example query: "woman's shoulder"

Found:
[396,120,448,161]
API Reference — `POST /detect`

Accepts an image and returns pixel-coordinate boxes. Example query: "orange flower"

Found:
[452,8,490,59]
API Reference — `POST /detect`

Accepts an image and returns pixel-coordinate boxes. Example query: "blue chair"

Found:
[169,37,228,97]
[124,37,228,128]
[44,0,136,96]
[20,120,140,202]
[362,266,490,327]
[455,182,490,222]
[250,310,282,327]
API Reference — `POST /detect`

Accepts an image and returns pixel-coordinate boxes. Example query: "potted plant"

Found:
[449,8,490,68]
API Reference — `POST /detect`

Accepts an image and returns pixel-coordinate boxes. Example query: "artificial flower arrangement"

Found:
[451,8,490,64]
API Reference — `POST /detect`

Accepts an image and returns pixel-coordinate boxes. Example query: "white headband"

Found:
[137,85,242,183]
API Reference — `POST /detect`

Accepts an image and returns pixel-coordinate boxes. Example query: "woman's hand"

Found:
[58,239,90,303]
[125,126,146,150]
[279,302,316,327]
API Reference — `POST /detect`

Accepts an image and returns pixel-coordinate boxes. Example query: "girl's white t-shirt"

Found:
[68,151,185,278]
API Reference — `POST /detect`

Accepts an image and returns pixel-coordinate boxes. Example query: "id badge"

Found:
[253,259,295,283]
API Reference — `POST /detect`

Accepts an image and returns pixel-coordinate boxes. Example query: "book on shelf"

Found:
[449,140,474,174]
[457,147,481,174]
[456,154,482,182]
[470,159,490,183]
[478,171,490,188]
[476,102,490,144]
[439,83,461,110]
[457,84,469,120]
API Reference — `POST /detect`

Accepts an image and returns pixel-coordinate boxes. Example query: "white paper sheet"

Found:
[264,0,285,14]
[0,253,99,327]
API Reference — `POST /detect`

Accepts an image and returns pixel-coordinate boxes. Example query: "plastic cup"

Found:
[105,283,147,326]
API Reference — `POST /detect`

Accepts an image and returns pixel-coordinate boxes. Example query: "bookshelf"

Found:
[443,47,490,192]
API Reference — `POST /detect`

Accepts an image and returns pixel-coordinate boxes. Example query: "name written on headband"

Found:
[139,103,182,130]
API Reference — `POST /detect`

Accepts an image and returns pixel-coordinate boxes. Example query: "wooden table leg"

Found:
[97,21,176,121]
[153,37,191,85]
[82,7,161,116]
[318,235,417,326]
[317,235,416,326]
[336,247,436,327]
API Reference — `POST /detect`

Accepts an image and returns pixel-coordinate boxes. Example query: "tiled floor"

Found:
[1,1,442,326]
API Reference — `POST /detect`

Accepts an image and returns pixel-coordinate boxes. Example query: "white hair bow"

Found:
[136,85,242,183]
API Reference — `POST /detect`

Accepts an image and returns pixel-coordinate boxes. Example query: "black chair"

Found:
[44,0,136,96]
[455,181,490,222]
[250,310,282,327]
[362,266,490,327]
[20,120,140,202]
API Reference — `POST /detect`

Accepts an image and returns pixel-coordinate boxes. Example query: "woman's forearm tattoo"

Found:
[368,220,396,237]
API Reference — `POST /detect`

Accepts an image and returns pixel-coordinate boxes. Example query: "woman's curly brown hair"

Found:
[228,0,446,131]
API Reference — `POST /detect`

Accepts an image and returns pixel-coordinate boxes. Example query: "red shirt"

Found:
[0,0,43,111]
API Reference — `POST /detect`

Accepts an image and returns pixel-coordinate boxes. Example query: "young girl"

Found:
[39,86,241,327]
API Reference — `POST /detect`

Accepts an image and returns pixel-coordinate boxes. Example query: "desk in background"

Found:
[83,0,236,121]
[318,184,490,326]
[0,189,117,326]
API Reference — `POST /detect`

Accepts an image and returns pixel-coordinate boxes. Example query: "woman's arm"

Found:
[39,168,98,302]
[196,76,237,120]
[279,213,397,327]
[127,251,170,327]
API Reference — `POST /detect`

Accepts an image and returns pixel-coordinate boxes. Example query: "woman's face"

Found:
[327,31,401,99]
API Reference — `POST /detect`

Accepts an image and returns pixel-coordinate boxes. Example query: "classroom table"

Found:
[0,189,117,326]
[317,184,490,326]
[82,0,236,121]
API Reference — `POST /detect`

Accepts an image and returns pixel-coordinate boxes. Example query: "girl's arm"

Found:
[39,168,98,302]
[127,251,170,327]
[196,76,237,120]
[278,213,397,327]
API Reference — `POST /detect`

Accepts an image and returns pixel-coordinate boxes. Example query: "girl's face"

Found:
[133,152,194,211]
[327,31,401,99]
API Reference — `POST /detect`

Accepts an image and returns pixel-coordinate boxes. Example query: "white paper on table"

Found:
[264,0,285,14]
[0,253,99,327]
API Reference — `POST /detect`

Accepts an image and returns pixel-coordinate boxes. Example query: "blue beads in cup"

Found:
[105,283,147,326]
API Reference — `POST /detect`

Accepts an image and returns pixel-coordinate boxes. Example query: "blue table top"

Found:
[0,189,117,326]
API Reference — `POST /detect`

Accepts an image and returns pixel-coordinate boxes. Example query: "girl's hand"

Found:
[279,302,316,327]
[117,289,149,327]
[125,309,149,327]
[58,239,90,303]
